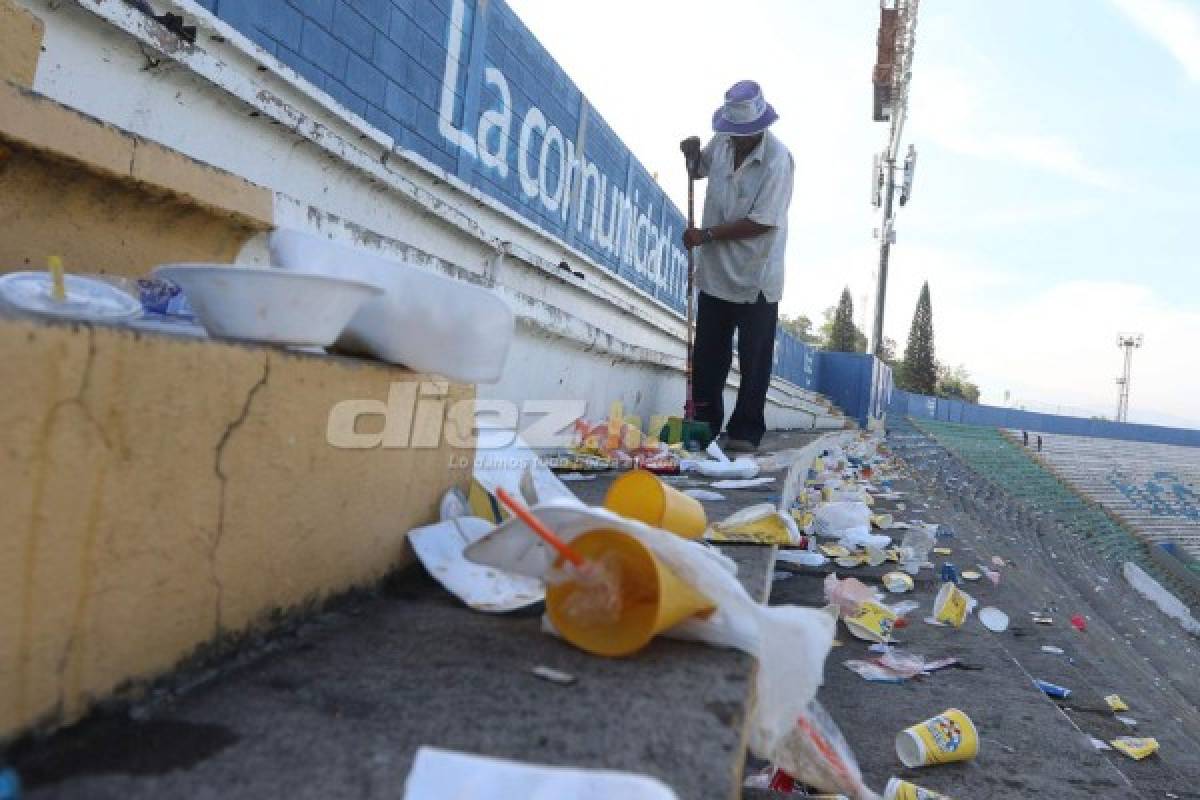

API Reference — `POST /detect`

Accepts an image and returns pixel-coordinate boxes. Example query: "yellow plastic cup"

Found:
[896,708,979,767]
[604,469,707,540]
[844,601,898,643]
[545,529,715,657]
[933,582,970,627]
[883,777,951,799]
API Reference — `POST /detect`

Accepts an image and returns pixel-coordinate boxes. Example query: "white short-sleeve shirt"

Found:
[694,131,795,303]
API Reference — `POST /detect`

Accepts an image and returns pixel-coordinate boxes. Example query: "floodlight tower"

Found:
[1114,333,1143,423]
[869,0,920,356]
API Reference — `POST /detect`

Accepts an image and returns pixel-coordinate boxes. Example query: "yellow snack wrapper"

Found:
[1110,737,1158,760]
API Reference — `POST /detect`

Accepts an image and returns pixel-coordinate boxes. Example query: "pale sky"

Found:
[507,0,1200,429]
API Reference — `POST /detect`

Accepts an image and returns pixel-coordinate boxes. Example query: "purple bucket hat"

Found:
[712,80,779,135]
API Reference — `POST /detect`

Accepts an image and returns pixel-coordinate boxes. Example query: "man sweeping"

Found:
[681,80,795,454]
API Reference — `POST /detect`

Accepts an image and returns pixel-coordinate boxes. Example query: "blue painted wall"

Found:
[195,0,818,388]
[817,352,892,427]
[890,389,1200,447]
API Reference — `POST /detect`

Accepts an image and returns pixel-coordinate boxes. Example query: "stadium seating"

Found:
[1013,431,1200,562]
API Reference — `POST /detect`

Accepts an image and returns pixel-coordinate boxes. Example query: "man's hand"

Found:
[682,227,708,249]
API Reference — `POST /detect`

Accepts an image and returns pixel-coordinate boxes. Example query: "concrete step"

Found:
[12,476,777,800]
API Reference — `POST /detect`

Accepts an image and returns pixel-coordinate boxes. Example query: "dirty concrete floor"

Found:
[767,423,1200,798]
[10,438,804,800]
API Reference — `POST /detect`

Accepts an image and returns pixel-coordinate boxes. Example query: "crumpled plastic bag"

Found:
[823,574,881,617]
[691,456,760,480]
[838,529,893,552]
[762,699,876,800]
[464,505,839,788]
[813,501,873,539]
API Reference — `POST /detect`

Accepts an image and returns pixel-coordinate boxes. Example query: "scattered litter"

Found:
[1104,694,1129,712]
[844,601,899,643]
[769,699,873,799]
[824,574,880,617]
[923,616,948,627]
[933,583,975,627]
[961,569,981,582]
[773,570,795,582]
[706,440,731,463]
[933,547,953,556]
[1033,616,1054,625]
[991,556,1006,568]
[846,649,959,683]
[884,777,951,799]
[706,503,799,545]
[978,565,1001,585]
[605,469,706,540]
[439,487,469,521]
[409,517,544,612]
[1070,614,1087,633]
[1117,716,1138,727]
[1041,645,1065,655]
[978,607,1009,633]
[896,708,979,767]
[812,502,874,542]
[402,746,679,799]
[776,550,829,568]
[883,571,914,593]
[1110,737,1159,761]
[682,489,725,501]
[531,665,576,686]
[692,456,759,480]
[1090,736,1113,751]
[1033,679,1071,699]
[557,472,597,482]
[711,476,775,490]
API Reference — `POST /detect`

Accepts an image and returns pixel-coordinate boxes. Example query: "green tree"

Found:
[825,288,862,353]
[779,313,821,344]
[936,363,981,403]
[899,281,937,394]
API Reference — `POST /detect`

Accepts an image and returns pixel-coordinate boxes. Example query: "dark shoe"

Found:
[723,437,759,454]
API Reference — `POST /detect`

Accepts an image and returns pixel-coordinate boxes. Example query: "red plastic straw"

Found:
[494,487,587,569]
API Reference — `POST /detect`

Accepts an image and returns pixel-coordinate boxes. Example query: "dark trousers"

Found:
[692,291,778,446]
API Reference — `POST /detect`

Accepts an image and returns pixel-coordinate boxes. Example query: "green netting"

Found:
[908,419,1185,589]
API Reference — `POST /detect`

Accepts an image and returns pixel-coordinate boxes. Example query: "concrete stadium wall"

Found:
[891,389,1200,447]
[14,0,821,428]
[0,317,473,741]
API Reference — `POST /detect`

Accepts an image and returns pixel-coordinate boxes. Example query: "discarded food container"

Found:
[545,529,714,657]
[883,571,914,593]
[1070,614,1087,632]
[896,708,979,767]
[884,776,951,799]
[604,469,707,540]
[933,583,972,627]
[844,601,899,643]
[269,230,515,383]
[154,264,382,346]
[1033,679,1071,699]
[939,563,960,585]
[1110,737,1158,760]
[1105,694,1129,712]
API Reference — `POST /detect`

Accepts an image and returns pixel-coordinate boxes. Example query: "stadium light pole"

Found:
[869,0,920,357]
[1115,333,1143,423]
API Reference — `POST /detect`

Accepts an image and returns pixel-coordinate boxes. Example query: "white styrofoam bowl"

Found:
[153,264,382,347]
[268,230,515,384]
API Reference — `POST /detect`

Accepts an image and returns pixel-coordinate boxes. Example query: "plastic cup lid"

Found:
[979,606,1009,632]
[0,272,141,321]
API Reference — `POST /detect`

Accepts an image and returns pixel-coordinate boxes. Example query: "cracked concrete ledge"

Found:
[0,314,474,742]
